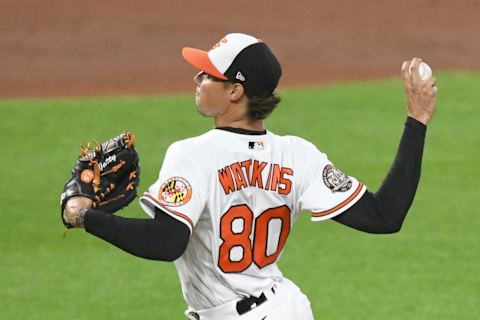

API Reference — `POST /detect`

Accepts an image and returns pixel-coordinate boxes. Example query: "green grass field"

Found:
[1,72,479,319]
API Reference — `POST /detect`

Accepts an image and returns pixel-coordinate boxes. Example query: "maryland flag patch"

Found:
[158,177,192,207]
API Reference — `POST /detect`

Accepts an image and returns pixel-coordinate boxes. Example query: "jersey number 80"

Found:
[218,205,291,273]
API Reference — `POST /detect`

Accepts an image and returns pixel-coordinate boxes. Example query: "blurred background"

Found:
[1,1,479,319]
[1,0,480,98]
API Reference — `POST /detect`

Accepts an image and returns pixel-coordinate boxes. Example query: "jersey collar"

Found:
[215,127,267,135]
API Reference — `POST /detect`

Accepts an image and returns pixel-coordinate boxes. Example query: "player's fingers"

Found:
[401,60,411,83]
[425,76,437,88]
[410,57,422,83]
[422,76,437,97]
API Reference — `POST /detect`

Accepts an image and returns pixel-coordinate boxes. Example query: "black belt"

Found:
[236,286,276,315]
[188,287,276,319]
[236,293,267,315]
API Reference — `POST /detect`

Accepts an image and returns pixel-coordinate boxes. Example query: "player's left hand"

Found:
[60,131,140,229]
[401,57,437,125]
[63,196,93,228]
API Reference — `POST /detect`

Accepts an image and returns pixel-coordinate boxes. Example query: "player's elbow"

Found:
[159,253,181,262]
[374,217,405,234]
[361,213,405,234]
[152,235,189,262]
[379,222,403,234]
[161,239,189,262]
[359,222,403,234]
[143,242,187,262]
[372,203,408,234]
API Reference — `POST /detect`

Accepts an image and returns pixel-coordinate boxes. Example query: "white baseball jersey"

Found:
[139,129,366,310]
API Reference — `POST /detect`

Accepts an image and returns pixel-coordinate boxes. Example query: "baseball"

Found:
[409,61,432,81]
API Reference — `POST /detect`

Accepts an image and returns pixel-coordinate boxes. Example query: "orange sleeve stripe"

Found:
[144,193,194,230]
[312,183,364,217]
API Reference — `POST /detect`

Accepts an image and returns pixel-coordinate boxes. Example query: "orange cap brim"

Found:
[182,47,228,80]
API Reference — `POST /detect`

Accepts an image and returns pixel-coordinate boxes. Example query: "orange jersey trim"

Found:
[144,193,194,230]
[311,183,364,217]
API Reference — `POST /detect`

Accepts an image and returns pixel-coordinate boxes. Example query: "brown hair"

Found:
[245,93,281,121]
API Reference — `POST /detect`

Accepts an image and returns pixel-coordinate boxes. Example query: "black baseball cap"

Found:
[182,33,282,97]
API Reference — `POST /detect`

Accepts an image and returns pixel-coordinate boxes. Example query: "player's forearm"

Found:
[334,116,426,233]
[84,208,190,261]
[374,116,426,226]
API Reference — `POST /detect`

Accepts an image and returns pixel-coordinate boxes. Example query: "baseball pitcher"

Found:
[61,33,437,319]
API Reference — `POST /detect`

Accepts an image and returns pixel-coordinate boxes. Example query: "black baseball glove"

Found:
[60,131,140,228]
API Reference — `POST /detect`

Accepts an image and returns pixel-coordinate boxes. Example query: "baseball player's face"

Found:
[193,72,231,117]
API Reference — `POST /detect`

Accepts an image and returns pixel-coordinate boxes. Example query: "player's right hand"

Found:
[401,57,437,125]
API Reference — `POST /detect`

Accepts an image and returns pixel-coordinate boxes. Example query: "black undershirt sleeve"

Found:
[84,207,190,261]
[333,117,427,234]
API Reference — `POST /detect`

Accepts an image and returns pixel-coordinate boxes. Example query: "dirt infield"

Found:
[1,0,479,98]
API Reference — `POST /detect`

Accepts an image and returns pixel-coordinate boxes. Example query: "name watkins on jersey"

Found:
[218,159,293,195]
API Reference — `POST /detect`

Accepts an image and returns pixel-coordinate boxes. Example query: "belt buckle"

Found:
[236,293,267,315]
[186,311,200,320]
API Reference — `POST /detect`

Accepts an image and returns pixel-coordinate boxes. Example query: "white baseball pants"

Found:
[184,278,314,320]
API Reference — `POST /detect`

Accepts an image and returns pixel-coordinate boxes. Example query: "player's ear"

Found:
[227,83,245,102]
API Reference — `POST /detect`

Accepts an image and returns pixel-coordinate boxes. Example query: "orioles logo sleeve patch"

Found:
[322,164,352,192]
[157,176,192,207]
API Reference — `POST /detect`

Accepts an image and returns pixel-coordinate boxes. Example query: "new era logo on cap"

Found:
[182,33,282,97]
[236,71,246,82]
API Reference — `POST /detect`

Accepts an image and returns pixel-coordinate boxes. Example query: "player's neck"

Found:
[213,98,265,131]
[214,117,265,131]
